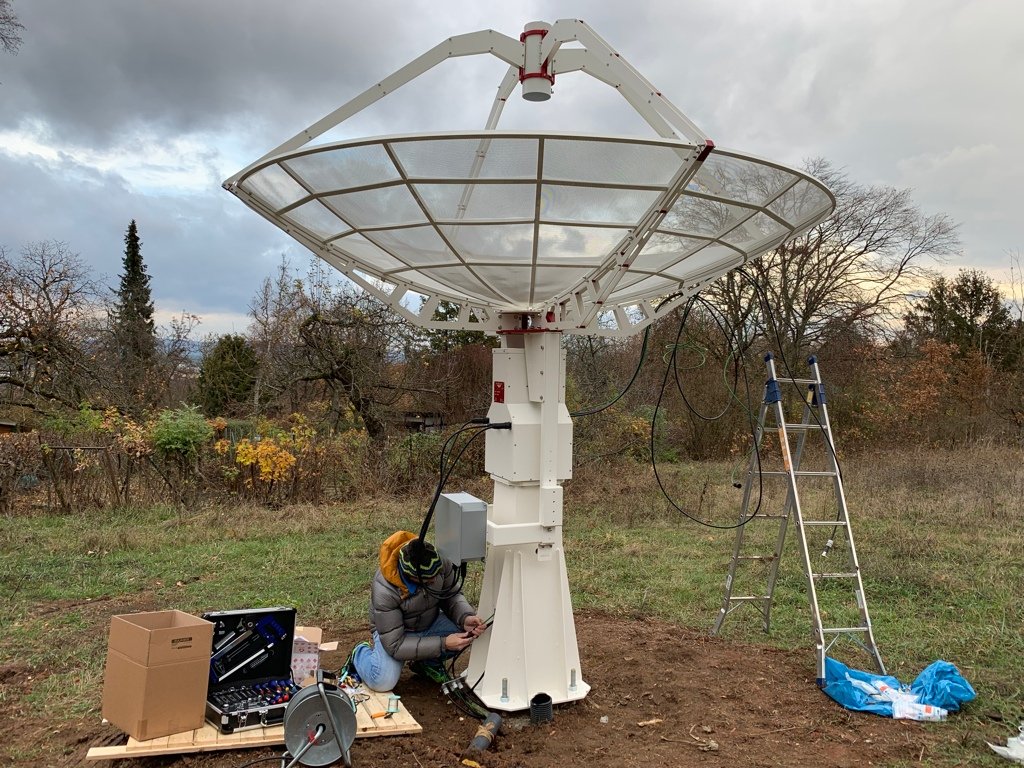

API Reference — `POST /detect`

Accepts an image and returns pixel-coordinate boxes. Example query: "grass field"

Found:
[1,445,1021,766]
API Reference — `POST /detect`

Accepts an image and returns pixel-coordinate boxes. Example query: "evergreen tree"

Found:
[905,269,1014,366]
[198,334,259,416]
[111,220,156,366]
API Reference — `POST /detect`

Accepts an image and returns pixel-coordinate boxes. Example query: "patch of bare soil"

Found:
[12,611,938,768]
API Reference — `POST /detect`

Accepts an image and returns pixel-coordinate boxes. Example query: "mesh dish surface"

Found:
[232,132,833,314]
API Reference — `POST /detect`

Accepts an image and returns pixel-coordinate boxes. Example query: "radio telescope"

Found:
[224,19,835,712]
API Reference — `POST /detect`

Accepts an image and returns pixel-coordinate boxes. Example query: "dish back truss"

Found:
[224,19,834,337]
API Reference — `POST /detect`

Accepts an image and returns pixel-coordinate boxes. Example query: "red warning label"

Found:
[493,381,505,403]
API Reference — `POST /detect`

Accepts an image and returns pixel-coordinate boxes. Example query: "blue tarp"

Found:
[822,657,976,718]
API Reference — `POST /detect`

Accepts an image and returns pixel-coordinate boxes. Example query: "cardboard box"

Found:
[291,626,339,685]
[101,610,214,741]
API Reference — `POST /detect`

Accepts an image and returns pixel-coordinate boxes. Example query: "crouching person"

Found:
[344,530,486,690]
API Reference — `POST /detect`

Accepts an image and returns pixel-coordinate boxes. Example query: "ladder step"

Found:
[759,470,838,477]
[779,423,821,431]
[821,626,870,634]
[812,572,858,579]
[737,555,776,562]
[752,514,788,520]
[728,596,770,602]
[802,520,848,527]
[776,377,817,385]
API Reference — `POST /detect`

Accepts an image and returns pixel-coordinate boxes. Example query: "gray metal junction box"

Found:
[435,492,487,564]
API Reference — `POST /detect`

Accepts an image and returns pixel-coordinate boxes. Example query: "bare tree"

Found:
[0,242,101,413]
[0,0,24,56]
[248,258,307,415]
[248,261,433,439]
[706,159,961,357]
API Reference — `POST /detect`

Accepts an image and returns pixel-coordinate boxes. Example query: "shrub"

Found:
[150,406,214,463]
[0,433,40,515]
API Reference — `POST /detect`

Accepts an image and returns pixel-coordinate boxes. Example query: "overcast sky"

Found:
[1,1,1021,336]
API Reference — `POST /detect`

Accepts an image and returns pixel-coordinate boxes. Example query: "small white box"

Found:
[291,627,338,685]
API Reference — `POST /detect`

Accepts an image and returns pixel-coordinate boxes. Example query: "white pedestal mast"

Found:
[465,322,589,711]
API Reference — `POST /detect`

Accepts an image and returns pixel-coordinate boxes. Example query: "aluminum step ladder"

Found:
[711,353,885,686]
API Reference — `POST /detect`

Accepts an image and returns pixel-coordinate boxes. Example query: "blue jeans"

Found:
[353,613,460,692]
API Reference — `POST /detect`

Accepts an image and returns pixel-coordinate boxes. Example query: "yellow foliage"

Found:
[234,437,296,482]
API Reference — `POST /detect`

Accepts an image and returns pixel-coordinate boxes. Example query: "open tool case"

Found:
[202,606,299,733]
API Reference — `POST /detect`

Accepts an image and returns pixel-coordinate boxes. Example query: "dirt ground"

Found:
[1,597,945,768]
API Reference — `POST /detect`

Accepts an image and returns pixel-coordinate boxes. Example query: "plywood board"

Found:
[86,687,421,761]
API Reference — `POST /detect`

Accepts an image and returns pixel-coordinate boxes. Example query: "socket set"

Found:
[208,679,299,710]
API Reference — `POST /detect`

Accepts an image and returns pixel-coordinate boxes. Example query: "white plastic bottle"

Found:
[892,699,948,721]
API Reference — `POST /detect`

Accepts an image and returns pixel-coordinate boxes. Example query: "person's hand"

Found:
[444,632,474,651]
[463,615,486,637]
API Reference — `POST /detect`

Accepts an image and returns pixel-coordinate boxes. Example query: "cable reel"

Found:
[282,671,357,767]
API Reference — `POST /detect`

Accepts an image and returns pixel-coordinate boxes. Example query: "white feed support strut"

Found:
[223,19,836,713]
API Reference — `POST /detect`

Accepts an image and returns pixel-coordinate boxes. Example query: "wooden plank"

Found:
[86,686,421,761]
[165,728,200,749]
[126,735,168,752]
[353,689,420,736]
[212,727,244,748]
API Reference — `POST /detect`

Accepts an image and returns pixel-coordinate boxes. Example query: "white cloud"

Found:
[154,308,251,339]
[0,119,235,195]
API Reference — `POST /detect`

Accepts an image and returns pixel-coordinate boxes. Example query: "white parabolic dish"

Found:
[230,132,832,331]
[225,20,835,336]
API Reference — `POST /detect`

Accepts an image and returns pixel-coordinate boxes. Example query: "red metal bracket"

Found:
[518,28,555,85]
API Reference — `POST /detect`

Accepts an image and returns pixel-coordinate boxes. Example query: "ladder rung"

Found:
[728,596,770,602]
[759,470,838,477]
[812,572,858,579]
[751,514,788,520]
[737,555,776,561]
[802,520,848,527]
[821,626,870,633]
[776,377,817,385]
[779,423,821,431]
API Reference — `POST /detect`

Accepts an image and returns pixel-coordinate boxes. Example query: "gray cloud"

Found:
[0,152,300,321]
[1,0,1021,333]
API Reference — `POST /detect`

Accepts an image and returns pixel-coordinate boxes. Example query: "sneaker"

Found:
[409,660,448,684]
[340,640,370,683]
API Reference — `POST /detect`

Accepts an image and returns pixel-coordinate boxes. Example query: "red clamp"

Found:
[519,29,555,86]
[696,139,716,162]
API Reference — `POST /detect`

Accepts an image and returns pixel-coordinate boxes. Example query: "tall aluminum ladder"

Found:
[711,353,885,686]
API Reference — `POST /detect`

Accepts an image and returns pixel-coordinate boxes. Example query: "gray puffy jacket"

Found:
[369,559,475,661]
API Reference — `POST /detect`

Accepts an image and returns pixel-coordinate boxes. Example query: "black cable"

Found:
[570,292,687,418]
[569,326,651,417]
[435,645,489,720]
[648,296,765,530]
[419,421,508,542]
[234,755,285,768]
[418,422,491,540]
[670,295,744,422]
[416,424,506,600]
